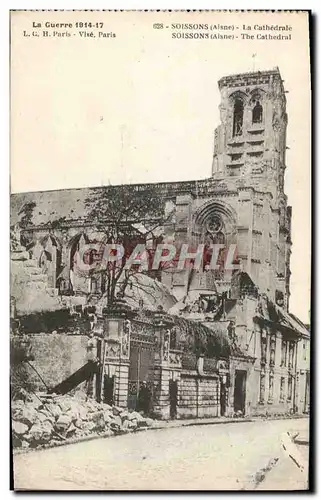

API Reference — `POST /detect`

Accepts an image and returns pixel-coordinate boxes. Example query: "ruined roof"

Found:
[203,320,251,359]
[255,295,309,338]
[10,184,173,227]
[129,306,233,359]
[93,274,177,313]
[171,315,232,359]
[280,308,310,338]
[10,176,232,228]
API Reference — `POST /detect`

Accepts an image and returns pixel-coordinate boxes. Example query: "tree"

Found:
[83,184,171,306]
[18,201,36,228]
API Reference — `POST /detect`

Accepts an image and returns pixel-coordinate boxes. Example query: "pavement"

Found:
[13,417,309,491]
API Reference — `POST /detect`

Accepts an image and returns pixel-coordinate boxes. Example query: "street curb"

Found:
[152,418,254,430]
[13,426,150,456]
[13,415,309,456]
[11,418,260,455]
[13,420,254,456]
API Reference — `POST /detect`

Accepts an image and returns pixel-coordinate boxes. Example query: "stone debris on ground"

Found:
[11,389,157,451]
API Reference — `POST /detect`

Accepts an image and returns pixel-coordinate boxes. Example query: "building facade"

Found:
[10,68,310,418]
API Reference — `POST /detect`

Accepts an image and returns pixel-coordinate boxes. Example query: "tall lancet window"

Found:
[232,98,244,137]
[203,215,226,281]
[252,101,263,124]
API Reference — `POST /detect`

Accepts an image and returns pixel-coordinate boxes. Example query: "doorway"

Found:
[233,370,247,414]
[220,378,227,416]
[103,375,114,406]
[169,380,178,419]
[128,342,155,411]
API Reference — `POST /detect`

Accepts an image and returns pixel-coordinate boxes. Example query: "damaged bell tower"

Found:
[212,67,292,310]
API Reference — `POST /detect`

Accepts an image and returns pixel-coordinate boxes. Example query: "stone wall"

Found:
[25,333,88,391]
[250,367,295,416]
[178,373,220,419]
[228,327,308,417]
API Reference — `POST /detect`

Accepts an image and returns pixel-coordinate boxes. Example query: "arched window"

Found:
[232,98,244,137]
[203,215,226,278]
[252,101,263,124]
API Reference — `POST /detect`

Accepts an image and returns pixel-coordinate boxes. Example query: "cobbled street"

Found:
[13,418,309,491]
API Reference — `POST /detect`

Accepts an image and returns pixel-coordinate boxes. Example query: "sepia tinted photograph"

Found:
[10,10,311,491]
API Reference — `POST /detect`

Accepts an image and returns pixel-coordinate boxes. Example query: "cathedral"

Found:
[11,68,310,418]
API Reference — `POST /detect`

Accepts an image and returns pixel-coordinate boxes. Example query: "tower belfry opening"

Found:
[211,68,291,309]
[232,98,244,136]
[252,100,263,124]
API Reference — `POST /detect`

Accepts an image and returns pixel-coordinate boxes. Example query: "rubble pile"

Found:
[12,389,156,451]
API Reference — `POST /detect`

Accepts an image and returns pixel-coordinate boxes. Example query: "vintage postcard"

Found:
[10,10,311,491]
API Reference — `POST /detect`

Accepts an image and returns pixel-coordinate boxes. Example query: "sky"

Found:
[10,10,311,322]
